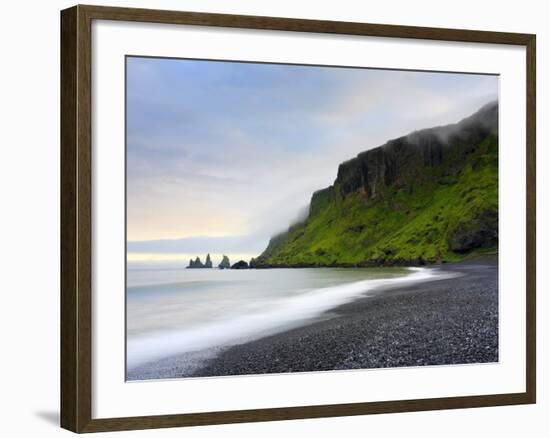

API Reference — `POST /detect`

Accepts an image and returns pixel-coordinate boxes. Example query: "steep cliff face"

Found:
[334,101,497,200]
[254,102,498,267]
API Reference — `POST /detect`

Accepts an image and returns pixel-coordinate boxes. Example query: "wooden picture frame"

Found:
[61,4,536,433]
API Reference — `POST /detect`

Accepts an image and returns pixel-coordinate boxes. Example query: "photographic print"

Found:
[125,57,499,381]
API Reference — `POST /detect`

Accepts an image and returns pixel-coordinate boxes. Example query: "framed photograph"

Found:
[60,4,536,433]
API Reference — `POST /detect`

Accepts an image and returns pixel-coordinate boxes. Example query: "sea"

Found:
[126,261,453,378]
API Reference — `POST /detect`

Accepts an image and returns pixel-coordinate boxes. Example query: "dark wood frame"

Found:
[61,4,536,433]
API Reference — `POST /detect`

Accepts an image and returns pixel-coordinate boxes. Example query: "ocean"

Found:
[126,263,451,378]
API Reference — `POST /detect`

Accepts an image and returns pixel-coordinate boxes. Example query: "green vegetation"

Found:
[254,128,498,267]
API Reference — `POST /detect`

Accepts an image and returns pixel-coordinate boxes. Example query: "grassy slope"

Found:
[259,135,498,266]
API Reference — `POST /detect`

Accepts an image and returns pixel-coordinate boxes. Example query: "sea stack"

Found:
[218,255,231,269]
[187,256,204,269]
[205,253,213,268]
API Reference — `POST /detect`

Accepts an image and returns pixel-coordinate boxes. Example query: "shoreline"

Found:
[250,250,498,269]
[129,256,498,380]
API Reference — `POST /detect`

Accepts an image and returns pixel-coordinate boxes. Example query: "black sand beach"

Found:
[191,257,498,377]
[128,257,498,380]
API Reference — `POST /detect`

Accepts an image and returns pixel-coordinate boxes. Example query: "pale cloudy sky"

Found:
[126,56,498,259]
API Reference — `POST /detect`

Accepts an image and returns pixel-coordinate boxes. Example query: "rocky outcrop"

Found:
[187,256,204,268]
[218,255,231,269]
[447,209,498,253]
[231,260,249,269]
[187,254,215,269]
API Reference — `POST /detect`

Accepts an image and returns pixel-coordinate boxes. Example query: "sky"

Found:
[126,56,498,263]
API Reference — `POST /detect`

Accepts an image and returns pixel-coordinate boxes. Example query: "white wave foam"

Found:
[127,267,458,370]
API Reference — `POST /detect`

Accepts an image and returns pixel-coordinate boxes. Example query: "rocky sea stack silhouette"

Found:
[218,255,231,269]
[187,254,214,269]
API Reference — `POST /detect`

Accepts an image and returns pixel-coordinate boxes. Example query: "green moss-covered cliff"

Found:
[253,102,498,267]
